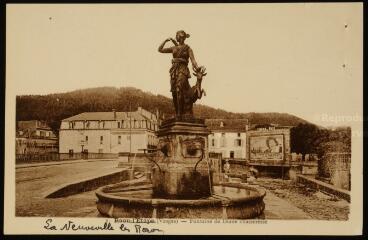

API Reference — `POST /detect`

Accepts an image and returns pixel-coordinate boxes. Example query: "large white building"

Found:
[59,107,159,155]
[205,119,249,159]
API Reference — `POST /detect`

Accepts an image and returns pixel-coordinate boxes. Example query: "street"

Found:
[16,159,118,217]
[15,160,349,220]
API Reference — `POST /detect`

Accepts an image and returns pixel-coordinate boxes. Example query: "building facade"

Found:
[205,119,249,159]
[16,120,58,154]
[59,107,159,155]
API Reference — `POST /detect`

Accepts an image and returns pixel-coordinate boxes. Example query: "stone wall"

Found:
[318,152,351,190]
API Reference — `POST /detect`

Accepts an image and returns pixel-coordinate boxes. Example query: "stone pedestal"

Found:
[152,118,213,199]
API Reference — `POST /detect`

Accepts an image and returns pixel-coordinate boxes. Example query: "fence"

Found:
[16,152,118,164]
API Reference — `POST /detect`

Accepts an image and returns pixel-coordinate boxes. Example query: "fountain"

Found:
[95,30,266,219]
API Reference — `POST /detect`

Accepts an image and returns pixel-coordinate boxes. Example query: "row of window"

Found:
[211,132,243,137]
[83,135,159,145]
[69,148,105,155]
[68,120,157,130]
[210,138,243,147]
[83,135,131,145]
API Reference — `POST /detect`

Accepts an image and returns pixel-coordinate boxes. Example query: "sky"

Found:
[6,3,363,127]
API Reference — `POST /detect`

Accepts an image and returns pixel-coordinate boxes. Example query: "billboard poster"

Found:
[250,135,284,160]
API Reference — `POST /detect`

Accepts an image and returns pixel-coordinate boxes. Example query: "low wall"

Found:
[296,174,350,202]
[16,152,118,164]
[45,169,130,198]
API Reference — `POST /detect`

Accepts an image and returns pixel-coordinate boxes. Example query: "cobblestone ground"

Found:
[257,178,350,220]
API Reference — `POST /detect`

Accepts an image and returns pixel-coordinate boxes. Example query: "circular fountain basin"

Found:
[96,179,266,219]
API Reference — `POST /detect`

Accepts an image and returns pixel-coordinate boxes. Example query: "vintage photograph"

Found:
[5,3,363,235]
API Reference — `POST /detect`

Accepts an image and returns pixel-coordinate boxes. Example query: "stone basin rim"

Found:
[95,182,266,206]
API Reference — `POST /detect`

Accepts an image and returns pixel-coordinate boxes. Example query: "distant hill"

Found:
[16,87,309,133]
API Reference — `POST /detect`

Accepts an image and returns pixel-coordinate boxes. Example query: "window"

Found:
[230,151,234,158]
[85,136,88,142]
[220,139,226,147]
[118,136,121,144]
[118,122,121,128]
[237,132,241,137]
[211,139,215,147]
[100,136,103,144]
[235,139,242,147]
[86,121,90,128]
[220,133,226,147]
[69,149,74,156]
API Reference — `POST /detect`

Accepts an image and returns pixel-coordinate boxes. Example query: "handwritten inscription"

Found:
[43,219,163,234]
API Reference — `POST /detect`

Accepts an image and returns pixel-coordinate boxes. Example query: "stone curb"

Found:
[44,168,129,198]
[296,174,350,202]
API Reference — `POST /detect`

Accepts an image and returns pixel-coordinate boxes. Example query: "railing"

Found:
[16,135,58,140]
[16,152,118,164]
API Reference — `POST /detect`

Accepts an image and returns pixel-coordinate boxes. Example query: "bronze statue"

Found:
[158,30,206,118]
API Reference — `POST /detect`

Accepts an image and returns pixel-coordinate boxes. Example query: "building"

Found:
[205,119,249,159]
[16,120,58,154]
[59,107,159,155]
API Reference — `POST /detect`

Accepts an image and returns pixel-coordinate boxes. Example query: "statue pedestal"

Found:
[152,118,213,199]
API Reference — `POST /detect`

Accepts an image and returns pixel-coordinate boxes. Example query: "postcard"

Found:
[4,3,363,235]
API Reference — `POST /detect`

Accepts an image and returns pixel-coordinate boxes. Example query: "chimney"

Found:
[112,109,116,119]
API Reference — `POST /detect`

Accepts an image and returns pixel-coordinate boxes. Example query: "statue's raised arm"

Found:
[158,38,177,53]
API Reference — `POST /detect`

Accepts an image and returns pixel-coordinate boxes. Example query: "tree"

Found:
[291,123,351,160]
[290,123,328,160]
[16,86,309,133]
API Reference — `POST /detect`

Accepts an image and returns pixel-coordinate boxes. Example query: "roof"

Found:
[205,119,249,132]
[16,129,57,139]
[17,120,52,130]
[62,111,156,122]
[250,123,293,131]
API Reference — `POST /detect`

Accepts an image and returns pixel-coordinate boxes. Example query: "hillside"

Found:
[16,87,309,133]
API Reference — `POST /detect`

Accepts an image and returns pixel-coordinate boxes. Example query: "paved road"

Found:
[263,191,311,219]
[16,159,119,217]
[16,161,313,219]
